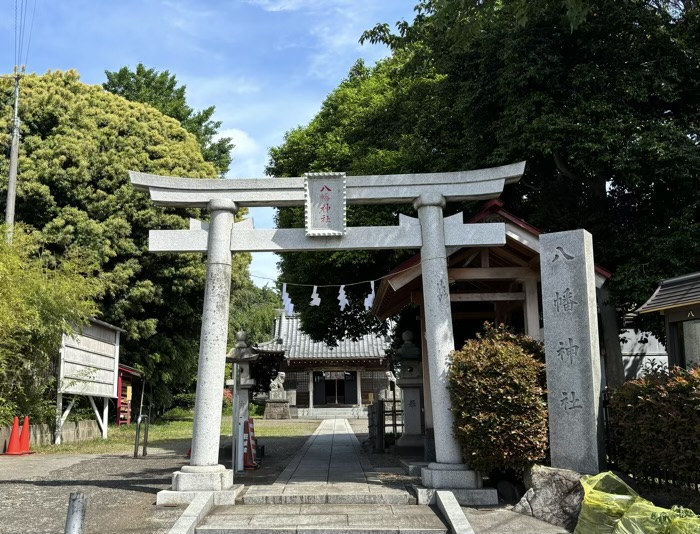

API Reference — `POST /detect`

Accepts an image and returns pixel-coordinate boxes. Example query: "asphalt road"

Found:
[0,432,313,534]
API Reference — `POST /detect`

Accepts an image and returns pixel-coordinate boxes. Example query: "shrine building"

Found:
[254,314,391,412]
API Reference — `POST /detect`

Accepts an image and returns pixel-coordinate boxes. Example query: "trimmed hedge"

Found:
[448,323,548,473]
[609,366,700,478]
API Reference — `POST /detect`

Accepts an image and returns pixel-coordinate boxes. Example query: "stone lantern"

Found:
[226,330,258,471]
[395,330,424,451]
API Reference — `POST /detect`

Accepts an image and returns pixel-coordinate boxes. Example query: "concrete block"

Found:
[157,485,243,506]
[401,460,429,476]
[166,491,213,534]
[421,465,482,489]
[436,491,476,534]
[411,485,498,506]
[171,466,233,491]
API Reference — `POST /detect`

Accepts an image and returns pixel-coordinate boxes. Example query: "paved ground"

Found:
[0,432,313,534]
[0,443,189,534]
[201,419,440,532]
[241,419,413,506]
[0,418,568,533]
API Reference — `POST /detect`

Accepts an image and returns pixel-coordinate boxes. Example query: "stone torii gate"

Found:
[130,162,524,502]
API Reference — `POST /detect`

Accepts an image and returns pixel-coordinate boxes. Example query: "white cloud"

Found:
[160,0,216,35]
[246,0,350,12]
[218,128,269,178]
[249,252,280,287]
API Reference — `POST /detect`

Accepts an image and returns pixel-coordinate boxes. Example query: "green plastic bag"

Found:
[574,472,639,534]
[612,498,674,534]
[668,517,700,534]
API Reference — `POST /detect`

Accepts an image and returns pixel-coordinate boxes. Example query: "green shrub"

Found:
[609,366,700,478]
[449,323,548,473]
[249,403,264,417]
[160,406,195,421]
[171,393,197,409]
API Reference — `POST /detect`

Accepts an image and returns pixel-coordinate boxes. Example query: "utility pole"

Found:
[5,67,21,244]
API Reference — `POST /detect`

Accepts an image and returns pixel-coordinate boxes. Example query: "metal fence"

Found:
[367,398,403,452]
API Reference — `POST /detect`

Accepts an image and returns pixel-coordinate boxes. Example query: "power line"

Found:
[13,0,37,70]
[23,0,37,66]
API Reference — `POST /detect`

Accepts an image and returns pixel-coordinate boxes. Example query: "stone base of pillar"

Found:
[421,463,482,489]
[156,484,244,506]
[418,462,498,505]
[171,464,234,492]
[411,485,499,506]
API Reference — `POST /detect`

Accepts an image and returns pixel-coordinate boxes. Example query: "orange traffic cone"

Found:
[248,417,260,465]
[243,420,259,470]
[18,416,31,453]
[4,417,22,455]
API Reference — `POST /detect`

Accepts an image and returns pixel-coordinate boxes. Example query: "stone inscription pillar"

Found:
[174,199,236,491]
[540,229,604,474]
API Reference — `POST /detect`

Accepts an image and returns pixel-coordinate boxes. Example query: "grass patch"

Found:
[249,419,319,437]
[33,411,318,455]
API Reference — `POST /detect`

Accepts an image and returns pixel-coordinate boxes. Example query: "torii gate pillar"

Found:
[173,200,238,493]
[415,193,489,494]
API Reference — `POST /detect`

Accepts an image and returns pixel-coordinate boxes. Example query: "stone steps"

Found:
[294,407,368,419]
[196,503,449,533]
[241,483,416,505]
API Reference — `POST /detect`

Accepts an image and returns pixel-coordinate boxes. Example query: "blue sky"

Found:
[2,0,415,286]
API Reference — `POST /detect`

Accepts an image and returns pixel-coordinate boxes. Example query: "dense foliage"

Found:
[229,283,281,345]
[0,225,100,425]
[104,63,234,176]
[609,366,700,478]
[268,59,425,343]
[0,71,226,408]
[448,323,548,472]
[270,0,700,342]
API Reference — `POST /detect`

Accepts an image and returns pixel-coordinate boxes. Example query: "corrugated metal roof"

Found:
[266,315,389,360]
[637,272,700,314]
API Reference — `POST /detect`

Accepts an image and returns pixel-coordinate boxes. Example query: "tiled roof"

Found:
[637,272,700,314]
[259,315,390,360]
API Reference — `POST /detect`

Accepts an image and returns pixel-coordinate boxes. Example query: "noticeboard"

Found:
[58,320,122,399]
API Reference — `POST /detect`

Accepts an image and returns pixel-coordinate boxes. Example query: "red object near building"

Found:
[117,365,143,426]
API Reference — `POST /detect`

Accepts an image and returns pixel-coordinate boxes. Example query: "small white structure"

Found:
[55,319,124,443]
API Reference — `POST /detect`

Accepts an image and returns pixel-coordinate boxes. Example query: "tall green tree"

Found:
[0,70,241,406]
[268,58,430,343]
[271,0,700,342]
[0,225,100,424]
[103,63,233,176]
[229,282,281,345]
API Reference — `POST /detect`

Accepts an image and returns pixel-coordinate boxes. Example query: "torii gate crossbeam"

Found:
[131,162,525,503]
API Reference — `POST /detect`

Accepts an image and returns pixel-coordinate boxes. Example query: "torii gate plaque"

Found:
[130,162,524,503]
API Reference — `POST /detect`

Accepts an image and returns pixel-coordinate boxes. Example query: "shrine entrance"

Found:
[312,371,358,405]
[131,162,525,501]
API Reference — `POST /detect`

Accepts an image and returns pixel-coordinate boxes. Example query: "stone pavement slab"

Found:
[462,507,569,533]
[242,418,415,505]
[197,504,448,533]
[188,418,570,534]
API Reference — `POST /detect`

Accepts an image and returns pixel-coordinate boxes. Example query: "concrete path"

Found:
[197,419,445,533]
[193,418,568,534]
[241,418,413,505]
